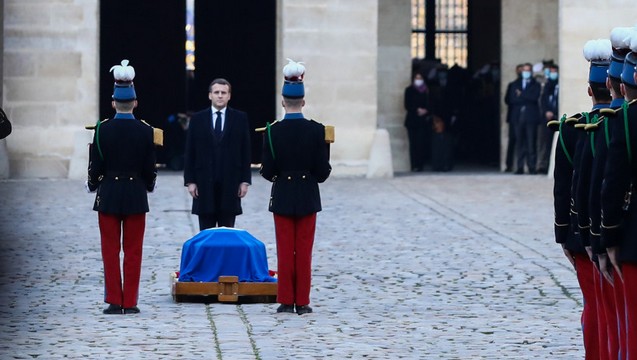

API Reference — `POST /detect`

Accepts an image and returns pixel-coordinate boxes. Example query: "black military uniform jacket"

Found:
[575,105,609,249]
[260,114,331,217]
[601,99,637,262]
[88,113,157,214]
[587,99,623,256]
[551,112,583,253]
[183,107,252,216]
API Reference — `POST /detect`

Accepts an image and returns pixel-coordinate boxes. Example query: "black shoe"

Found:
[504,167,512,173]
[123,306,140,314]
[529,168,537,175]
[514,169,524,175]
[103,304,122,315]
[295,305,313,315]
[276,304,295,313]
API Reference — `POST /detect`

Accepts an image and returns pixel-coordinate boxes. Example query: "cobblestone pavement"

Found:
[0,170,584,359]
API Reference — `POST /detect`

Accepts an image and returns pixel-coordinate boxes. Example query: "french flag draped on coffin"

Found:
[178,228,277,283]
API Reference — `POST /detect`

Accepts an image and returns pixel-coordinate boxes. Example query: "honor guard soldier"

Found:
[86,60,157,315]
[551,39,612,359]
[260,59,332,315]
[577,38,614,360]
[586,27,635,360]
[601,28,637,360]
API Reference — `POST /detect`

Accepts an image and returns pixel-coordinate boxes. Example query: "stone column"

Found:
[278,0,379,177]
[377,0,411,175]
[3,0,99,178]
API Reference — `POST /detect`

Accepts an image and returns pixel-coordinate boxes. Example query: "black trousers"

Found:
[197,182,236,230]
[505,122,516,170]
[197,213,235,230]
[515,120,538,172]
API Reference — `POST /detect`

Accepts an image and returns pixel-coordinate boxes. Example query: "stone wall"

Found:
[2,0,98,178]
[277,0,380,176]
[559,0,636,117]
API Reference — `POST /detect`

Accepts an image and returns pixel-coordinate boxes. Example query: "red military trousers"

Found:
[623,264,637,360]
[575,253,600,360]
[273,213,316,307]
[98,212,146,308]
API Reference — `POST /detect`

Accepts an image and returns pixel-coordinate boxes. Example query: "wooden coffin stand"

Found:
[171,272,277,304]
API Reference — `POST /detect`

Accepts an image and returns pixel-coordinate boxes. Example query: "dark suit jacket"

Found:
[184,106,251,215]
[260,117,331,217]
[541,79,559,117]
[505,78,541,125]
[88,113,157,215]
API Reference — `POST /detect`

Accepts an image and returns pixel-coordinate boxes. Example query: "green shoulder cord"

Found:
[558,114,573,166]
[95,119,104,160]
[590,114,598,158]
[623,101,632,164]
[604,115,610,149]
[266,121,275,160]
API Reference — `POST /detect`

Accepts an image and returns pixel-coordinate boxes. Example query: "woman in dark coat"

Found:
[404,72,431,172]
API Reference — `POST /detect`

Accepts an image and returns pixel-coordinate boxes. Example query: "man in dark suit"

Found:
[503,64,523,172]
[87,60,157,315]
[184,78,252,230]
[505,63,541,174]
[260,59,331,315]
[538,64,559,174]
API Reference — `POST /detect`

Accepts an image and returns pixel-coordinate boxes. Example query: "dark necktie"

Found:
[214,111,222,137]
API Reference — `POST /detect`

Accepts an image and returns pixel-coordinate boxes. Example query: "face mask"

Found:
[414,79,424,87]
[549,72,558,81]
[544,68,550,78]
[521,71,531,80]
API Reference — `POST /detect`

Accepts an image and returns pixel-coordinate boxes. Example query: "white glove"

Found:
[84,180,96,193]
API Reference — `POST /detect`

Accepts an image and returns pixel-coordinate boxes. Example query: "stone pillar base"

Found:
[0,140,9,179]
[366,128,393,179]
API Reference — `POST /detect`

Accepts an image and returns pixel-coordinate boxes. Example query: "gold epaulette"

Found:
[140,120,164,146]
[574,123,587,130]
[325,125,335,143]
[255,121,335,143]
[546,119,561,131]
[85,118,109,130]
[255,120,280,132]
[564,113,582,125]
[600,108,618,116]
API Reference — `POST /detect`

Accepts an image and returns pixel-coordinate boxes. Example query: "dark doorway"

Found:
[410,0,501,168]
[100,1,276,165]
[100,0,186,165]
[193,1,276,164]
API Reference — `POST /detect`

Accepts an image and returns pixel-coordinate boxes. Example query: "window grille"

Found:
[411,0,468,68]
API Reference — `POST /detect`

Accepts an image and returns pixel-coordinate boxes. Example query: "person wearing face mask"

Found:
[404,71,432,172]
[537,64,560,174]
[503,64,523,172]
[505,63,542,174]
